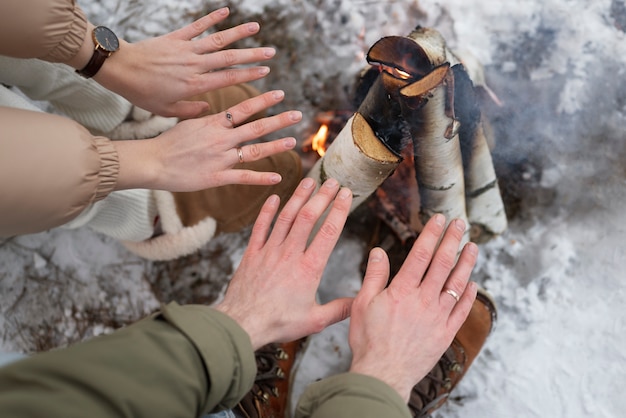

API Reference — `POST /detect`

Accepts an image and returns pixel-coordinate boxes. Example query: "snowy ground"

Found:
[2,0,626,417]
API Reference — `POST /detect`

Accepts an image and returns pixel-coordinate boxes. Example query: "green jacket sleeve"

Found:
[0,302,256,418]
[295,372,412,418]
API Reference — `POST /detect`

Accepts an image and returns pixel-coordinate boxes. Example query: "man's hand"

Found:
[348,215,478,401]
[215,178,354,349]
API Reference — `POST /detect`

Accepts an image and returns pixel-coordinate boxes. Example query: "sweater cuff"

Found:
[295,372,411,418]
[160,303,256,413]
[92,136,119,202]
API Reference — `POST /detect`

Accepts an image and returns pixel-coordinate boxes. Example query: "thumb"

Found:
[316,297,354,328]
[168,100,211,119]
[358,247,390,304]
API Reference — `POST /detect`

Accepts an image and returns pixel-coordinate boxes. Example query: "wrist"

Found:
[112,138,160,191]
[349,361,413,402]
[213,302,268,350]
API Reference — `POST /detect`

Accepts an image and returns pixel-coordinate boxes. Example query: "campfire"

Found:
[302,26,507,250]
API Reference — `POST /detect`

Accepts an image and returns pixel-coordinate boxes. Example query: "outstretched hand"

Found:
[215,178,354,350]
[95,7,276,118]
[348,215,478,402]
[113,90,301,192]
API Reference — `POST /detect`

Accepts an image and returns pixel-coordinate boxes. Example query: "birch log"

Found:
[453,65,508,240]
[399,64,470,245]
[306,112,401,213]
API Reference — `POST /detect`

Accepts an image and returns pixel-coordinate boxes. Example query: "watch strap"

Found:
[77,47,109,78]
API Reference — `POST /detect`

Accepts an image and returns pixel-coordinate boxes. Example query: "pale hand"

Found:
[95,7,277,118]
[348,215,479,402]
[215,178,354,350]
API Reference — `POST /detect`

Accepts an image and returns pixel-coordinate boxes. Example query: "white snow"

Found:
[2,0,625,417]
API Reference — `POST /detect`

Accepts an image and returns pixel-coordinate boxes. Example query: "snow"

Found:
[2,0,626,417]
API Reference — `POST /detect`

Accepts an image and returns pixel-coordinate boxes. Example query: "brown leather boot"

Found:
[233,339,306,418]
[409,289,497,417]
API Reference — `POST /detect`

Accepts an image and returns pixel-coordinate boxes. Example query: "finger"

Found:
[197,66,273,95]
[164,100,211,119]
[312,297,354,332]
[210,168,283,187]
[194,23,265,54]
[247,195,281,251]
[284,179,340,253]
[233,138,297,166]
[232,110,303,146]
[439,242,478,309]
[393,214,446,289]
[306,187,352,264]
[420,218,467,296]
[357,248,390,305]
[266,177,317,245]
[201,48,277,70]
[448,281,478,332]
[217,90,286,129]
[172,8,230,40]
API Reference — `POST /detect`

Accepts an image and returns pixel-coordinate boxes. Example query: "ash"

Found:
[2,1,625,417]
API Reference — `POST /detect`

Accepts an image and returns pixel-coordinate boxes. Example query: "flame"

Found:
[377,63,412,80]
[311,124,329,157]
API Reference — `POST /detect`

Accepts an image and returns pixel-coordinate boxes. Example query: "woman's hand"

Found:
[214,178,354,350]
[95,7,276,118]
[113,90,301,192]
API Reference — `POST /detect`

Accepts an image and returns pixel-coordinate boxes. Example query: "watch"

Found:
[77,26,119,78]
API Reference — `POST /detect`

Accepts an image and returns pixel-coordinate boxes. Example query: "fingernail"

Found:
[258,66,270,75]
[270,174,281,184]
[433,213,445,226]
[264,47,276,58]
[338,187,351,200]
[289,111,302,121]
[301,177,315,189]
[323,178,339,189]
[273,90,285,100]
[217,7,229,16]
[283,137,296,148]
[247,22,260,32]
[455,219,466,231]
[370,248,384,262]
[267,194,279,205]
[466,242,478,255]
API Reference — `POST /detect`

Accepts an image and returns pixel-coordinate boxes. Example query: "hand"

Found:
[348,215,478,402]
[215,178,354,350]
[94,7,277,118]
[113,90,301,192]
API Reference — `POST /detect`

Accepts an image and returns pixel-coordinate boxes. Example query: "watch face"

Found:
[93,26,119,53]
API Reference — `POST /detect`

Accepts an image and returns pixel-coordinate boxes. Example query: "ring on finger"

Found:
[443,288,460,303]
[225,110,235,127]
[236,146,244,164]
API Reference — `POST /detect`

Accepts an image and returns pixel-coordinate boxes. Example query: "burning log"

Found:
[305,25,507,244]
[306,112,401,212]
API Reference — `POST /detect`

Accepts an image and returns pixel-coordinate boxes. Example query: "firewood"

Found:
[306,112,401,213]
[453,65,508,241]
[399,64,471,245]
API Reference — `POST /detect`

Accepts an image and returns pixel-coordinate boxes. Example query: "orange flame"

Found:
[311,124,330,157]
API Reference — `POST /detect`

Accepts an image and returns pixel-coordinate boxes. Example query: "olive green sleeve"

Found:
[0,302,256,418]
[295,372,412,418]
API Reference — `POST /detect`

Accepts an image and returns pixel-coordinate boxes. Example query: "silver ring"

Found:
[444,288,460,303]
[236,147,244,163]
[225,110,234,127]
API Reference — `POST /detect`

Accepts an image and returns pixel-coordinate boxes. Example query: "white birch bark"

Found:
[306,113,401,213]
[399,65,470,245]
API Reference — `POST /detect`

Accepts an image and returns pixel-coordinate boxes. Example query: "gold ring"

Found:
[225,110,234,127]
[237,147,244,163]
[444,288,460,303]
